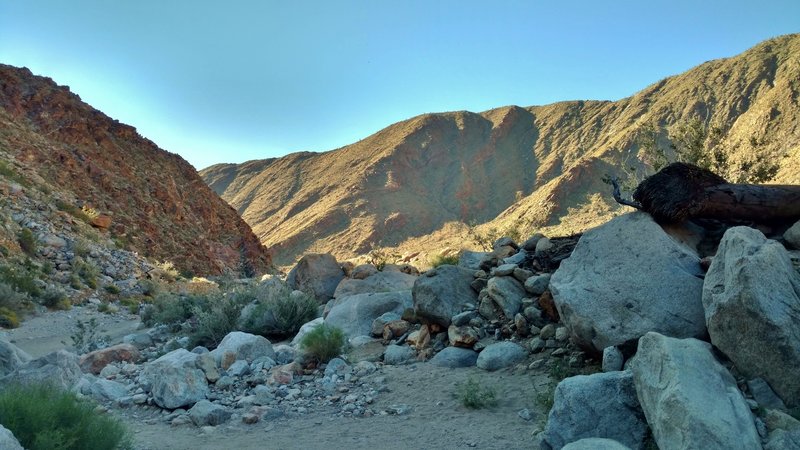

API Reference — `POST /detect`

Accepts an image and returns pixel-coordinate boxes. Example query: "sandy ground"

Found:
[3,309,553,450]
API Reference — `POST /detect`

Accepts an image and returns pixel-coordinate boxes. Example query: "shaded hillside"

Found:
[203,34,800,265]
[0,65,272,276]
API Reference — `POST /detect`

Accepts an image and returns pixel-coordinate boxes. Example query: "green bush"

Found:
[455,377,497,409]
[299,323,345,363]
[40,287,70,310]
[0,264,42,298]
[429,254,460,268]
[74,259,99,289]
[0,306,20,328]
[186,294,242,349]
[104,284,120,295]
[239,283,318,338]
[16,228,36,256]
[0,382,131,450]
[140,292,210,329]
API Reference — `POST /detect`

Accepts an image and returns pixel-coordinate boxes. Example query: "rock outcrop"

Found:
[0,64,271,276]
[550,213,706,353]
[631,332,761,450]
[703,226,800,407]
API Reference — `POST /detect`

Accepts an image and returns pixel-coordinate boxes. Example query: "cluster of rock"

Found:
[1,177,164,300]
[537,212,800,449]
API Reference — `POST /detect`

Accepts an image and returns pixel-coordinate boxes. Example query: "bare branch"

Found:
[610,176,643,210]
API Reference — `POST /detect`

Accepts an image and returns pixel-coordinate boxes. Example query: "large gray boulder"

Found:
[1,350,82,390]
[0,424,23,450]
[630,332,760,450]
[333,271,417,299]
[0,339,31,377]
[484,276,526,319]
[542,371,647,450]
[476,341,527,371]
[150,365,209,409]
[785,219,800,249]
[765,429,800,450]
[210,332,275,366]
[188,400,232,426]
[138,349,209,409]
[325,291,412,337]
[286,253,344,303]
[413,265,478,327]
[430,347,479,368]
[703,226,800,407]
[550,212,706,352]
[89,378,130,402]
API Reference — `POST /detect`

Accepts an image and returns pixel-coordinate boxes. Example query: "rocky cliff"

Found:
[0,65,271,276]
[204,34,800,266]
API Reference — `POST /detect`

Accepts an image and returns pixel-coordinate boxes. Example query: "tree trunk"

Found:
[626,163,800,223]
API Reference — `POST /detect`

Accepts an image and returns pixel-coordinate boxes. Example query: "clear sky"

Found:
[1,1,798,170]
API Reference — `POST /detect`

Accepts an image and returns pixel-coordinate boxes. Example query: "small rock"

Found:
[602,346,624,372]
[518,408,533,421]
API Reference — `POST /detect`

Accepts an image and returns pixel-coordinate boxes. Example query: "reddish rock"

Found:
[448,325,479,348]
[79,343,141,374]
[90,214,112,229]
[538,290,560,322]
[382,320,411,340]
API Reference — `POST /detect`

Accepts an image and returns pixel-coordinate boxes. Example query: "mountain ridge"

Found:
[0,64,272,276]
[203,33,800,266]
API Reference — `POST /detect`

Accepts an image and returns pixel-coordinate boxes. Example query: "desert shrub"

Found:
[429,253,460,268]
[0,264,41,298]
[0,382,131,450]
[0,160,29,187]
[71,318,108,353]
[73,239,90,258]
[68,274,82,290]
[41,261,54,275]
[0,281,33,316]
[455,377,497,409]
[0,306,20,328]
[97,302,117,314]
[155,260,180,281]
[140,292,210,329]
[40,287,70,310]
[74,259,99,289]
[104,284,120,295]
[186,293,241,349]
[239,282,318,338]
[139,279,161,297]
[299,323,345,363]
[534,383,556,413]
[119,295,145,314]
[16,228,36,256]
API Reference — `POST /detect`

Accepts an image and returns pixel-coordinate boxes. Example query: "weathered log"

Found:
[627,163,800,223]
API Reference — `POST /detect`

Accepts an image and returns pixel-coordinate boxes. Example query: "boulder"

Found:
[210,332,275,366]
[765,429,800,450]
[371,312,402,336]
[325,291,412,338]
[542,371,647,450]
[413,265,478,327]
[550,212,706,353]
[79,343,141,375]
[89,378,129,402]
[430,347,478,368]
[2,350,82,390]
[785,219,800,249]
[149,365,209,409]
[630,332,760,450]
[290,317,324,346]
[485,276,526,319]
[703,226,800,407]
[476,342,527,371]
[561,438,633,450]
[602,346,624,372]
[524,274,551,296]
[286,253,344,303]
[189,400,232,426]
[383,344,416,365]
[0,339,31,377]
[350,264,378,279]
[448,325,479,348]
[0,424,23,450]
[459,250,488,270]
[333,271,417,298]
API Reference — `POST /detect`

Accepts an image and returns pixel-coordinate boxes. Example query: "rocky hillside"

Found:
[0,65,271,276]
[203,34,800,266]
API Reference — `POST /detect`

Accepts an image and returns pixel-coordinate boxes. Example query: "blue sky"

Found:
[1,1,798,170]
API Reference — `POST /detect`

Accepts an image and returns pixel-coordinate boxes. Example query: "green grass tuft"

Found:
[299,323,345,363]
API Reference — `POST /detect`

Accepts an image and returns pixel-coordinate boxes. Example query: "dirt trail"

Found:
[127,364,550,450]
[1,305,142,358]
